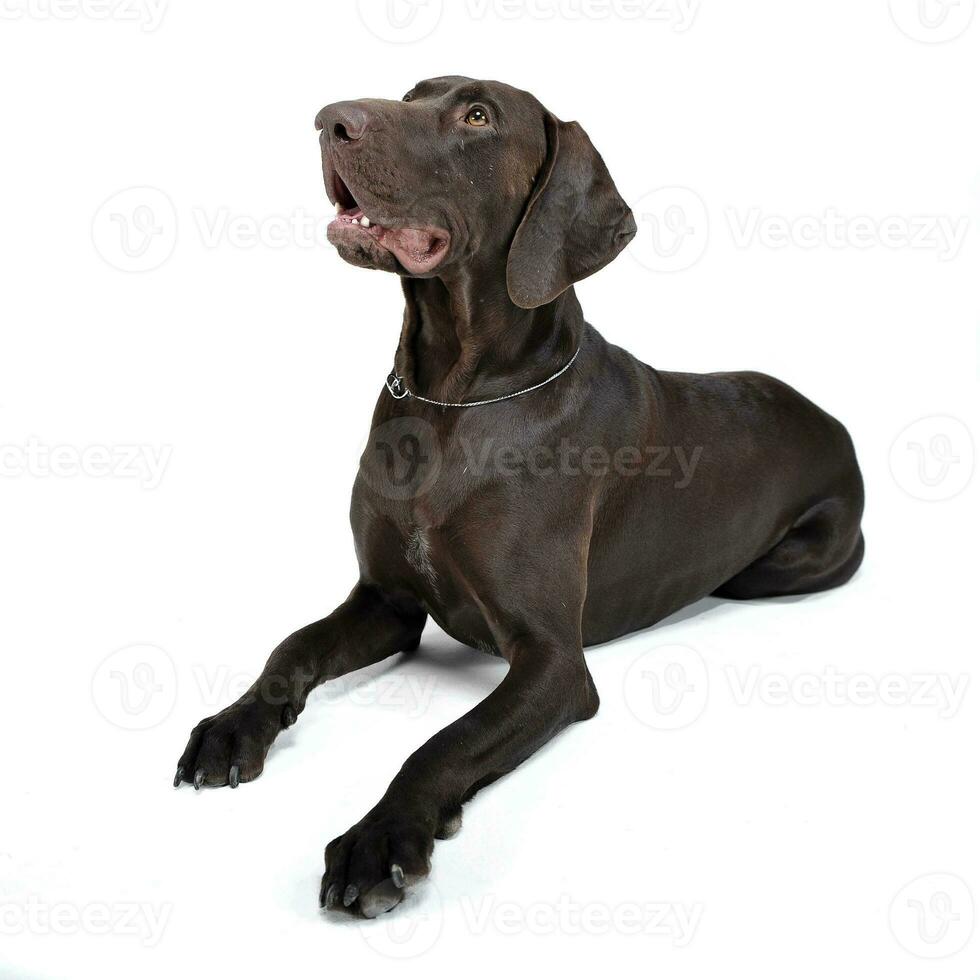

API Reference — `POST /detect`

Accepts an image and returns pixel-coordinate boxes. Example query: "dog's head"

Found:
[316,76,635,308]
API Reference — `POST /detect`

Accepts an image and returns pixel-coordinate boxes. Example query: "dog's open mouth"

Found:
[326,172,450,275]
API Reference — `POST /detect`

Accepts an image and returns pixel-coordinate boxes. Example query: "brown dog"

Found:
[175,76,865,918]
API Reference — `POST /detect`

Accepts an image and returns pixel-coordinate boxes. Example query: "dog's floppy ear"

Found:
[507,113,636,309]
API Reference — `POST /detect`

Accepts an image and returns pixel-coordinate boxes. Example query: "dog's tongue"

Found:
[376,226,446,274]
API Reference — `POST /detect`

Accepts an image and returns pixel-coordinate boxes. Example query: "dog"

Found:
[174,76,865,918]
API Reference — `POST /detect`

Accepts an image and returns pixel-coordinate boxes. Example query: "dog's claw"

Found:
[360,879,404,918]
[321,882,338,909]
[282,704,297,728]
[228,765,239,789]
[390,863,405,888]
[342,884,359,908]
[193,768,205,790]
[173,766,184,788]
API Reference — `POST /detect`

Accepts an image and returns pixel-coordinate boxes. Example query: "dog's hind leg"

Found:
[712,497,865,600]
[173,583,426,789]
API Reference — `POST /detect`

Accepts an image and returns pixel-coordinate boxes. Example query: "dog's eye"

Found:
[464,106,489,127]
[402,92,414,102]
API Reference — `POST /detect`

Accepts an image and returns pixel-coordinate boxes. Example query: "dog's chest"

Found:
[399,519,501,654]
[403,524,439,594]
[353,459,451,592]
[355,482,502,653]
[353,414,523,655]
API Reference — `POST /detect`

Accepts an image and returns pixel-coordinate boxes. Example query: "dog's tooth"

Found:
[360,216,371,228]
[335,202,343,214]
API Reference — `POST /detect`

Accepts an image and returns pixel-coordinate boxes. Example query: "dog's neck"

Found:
[394,267,582,405]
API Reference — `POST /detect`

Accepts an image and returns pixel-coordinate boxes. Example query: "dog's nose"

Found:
[317,102,373,144]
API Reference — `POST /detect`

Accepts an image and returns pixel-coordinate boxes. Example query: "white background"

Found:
[1,1,978,976]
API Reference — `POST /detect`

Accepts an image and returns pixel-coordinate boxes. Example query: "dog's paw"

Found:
[173,698,296,790]
[319,805,439,918]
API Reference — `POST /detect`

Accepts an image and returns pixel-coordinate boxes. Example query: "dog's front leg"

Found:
[174,583,426,789]
[320,628,599,917]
